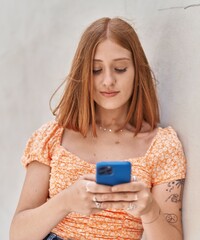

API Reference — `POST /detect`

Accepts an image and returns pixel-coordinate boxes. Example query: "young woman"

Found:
[10,17,186,240]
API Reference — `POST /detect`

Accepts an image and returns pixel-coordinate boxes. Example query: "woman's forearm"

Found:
[141,201,182,240]
[10,190,70,240]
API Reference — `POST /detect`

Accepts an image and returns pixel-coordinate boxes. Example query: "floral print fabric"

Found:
[21,121,186,240]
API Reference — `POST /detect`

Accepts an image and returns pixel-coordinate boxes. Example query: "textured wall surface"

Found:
[1,0,200,239]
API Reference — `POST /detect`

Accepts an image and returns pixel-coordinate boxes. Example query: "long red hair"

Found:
[52,17,160,136]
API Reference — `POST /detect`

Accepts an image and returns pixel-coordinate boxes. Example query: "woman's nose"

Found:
[102,70,116,86]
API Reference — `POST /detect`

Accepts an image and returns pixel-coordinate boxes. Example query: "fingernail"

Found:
[92,196,95,201]
[112,186,118,192]
[86,182,90,192]
[132,175,137,182]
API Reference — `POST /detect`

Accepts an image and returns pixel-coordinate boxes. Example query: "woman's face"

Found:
[93,39,135,111]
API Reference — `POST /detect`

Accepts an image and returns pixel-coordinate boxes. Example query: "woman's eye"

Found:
[93,69,102,75]
[115,67,127,73]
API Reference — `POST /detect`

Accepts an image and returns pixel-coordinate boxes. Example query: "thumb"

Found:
[80,174,96,182]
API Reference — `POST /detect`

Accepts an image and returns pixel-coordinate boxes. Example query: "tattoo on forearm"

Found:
[165,179,185,203]
[164,213,178,223]
[165,193,180,203]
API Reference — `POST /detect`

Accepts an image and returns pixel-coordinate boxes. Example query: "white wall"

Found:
[1,0,199,239]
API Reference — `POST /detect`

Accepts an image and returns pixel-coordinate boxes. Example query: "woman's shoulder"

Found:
[31,120,63,137]
[21,120,64,167]
[154,125,184,153]
[150,126,186,185]
[158,125,180,140]
[136,122,178,142]
[26,120,64,148]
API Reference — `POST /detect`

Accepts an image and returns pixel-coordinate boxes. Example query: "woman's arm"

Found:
[141,179,184,240]
[9,161,71,240]
[93,178,184,240]
[10,161,111,240]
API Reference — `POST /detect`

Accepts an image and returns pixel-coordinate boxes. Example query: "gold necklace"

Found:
[99,125,123,132]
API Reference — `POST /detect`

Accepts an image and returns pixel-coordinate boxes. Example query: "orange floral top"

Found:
[21,121,186,240]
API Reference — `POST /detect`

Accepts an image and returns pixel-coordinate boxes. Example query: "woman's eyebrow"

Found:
[93,58,131,62]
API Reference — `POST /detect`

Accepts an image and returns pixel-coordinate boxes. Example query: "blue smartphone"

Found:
[96,161,131,186]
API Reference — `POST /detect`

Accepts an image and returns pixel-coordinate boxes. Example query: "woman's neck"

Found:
[95,107,128,131]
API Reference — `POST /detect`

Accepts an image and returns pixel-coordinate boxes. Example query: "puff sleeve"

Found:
[21,121,60,167]
[151,127,186,186]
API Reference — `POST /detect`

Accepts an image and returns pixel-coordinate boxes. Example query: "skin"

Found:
[10,39,184,240]
[93,39,134,113]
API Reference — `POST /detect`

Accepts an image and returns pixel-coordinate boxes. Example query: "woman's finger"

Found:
[94,192,138,202]
[80,174,96,181]
[111,181,146,193]
[85,181,112,193]
[95,200,137,211]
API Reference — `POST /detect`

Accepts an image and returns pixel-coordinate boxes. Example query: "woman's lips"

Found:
[100,91,120,97]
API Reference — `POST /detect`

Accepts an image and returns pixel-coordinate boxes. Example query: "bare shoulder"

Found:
[14,161,50,214]
[135,122,159,143]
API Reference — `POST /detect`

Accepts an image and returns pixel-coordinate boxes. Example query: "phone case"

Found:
[96,161,131,186]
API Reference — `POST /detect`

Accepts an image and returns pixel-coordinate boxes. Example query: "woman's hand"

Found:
[66,174,155,218]
[65,174,112,216]
[88,178,154,217]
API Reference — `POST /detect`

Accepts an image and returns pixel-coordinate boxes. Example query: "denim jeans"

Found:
[43,232,64,240]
